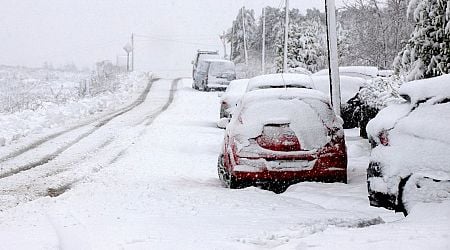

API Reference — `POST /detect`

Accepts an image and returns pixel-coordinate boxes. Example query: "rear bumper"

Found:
[233,168,347,184]
[231,154,347,184]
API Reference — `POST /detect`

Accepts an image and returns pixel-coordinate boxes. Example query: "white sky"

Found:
[0,0,344,74]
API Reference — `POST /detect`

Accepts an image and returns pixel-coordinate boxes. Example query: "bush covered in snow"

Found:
[359,77,403,110]
[344,76,404,137]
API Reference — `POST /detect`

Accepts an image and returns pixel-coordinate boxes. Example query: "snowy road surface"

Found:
[0,78,448,249]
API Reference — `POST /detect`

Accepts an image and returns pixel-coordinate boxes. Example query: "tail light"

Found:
[379,130,389,146]
[256,123,301,151]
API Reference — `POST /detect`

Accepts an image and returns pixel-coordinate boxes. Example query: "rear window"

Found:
[249,84,311,91]
[198,53,219,63]
[208,62,235,76]
[233,98,335,150]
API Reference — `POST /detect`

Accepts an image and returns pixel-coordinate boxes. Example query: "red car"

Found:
[217,88,347,192]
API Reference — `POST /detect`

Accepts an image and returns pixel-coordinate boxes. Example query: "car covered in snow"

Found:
[246,73,314,92]
[217,88,347,192]
[219,79,249,119]
[192,50,219,79]
[314,66,379,80]
[366,74,450,215]
[193,59,236,91]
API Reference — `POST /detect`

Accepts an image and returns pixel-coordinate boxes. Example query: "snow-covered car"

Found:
[219,79,249,119]
[217,88,347,192]
[366,74,450,215]
[193,59,236,91]
[311,75,366,105]
[246,73,314,92]
[311,75,367,128]
[192,50,219,79]
[314,66,379,80]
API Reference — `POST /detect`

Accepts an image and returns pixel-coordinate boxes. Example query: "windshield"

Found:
[208,62,235,76]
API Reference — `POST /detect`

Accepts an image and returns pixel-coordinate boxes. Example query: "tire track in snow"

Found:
[0,76,159,179]
[0,75,160,164]
[109,78,180,164]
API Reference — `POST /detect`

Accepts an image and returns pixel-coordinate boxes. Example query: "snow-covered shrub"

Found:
[357,77,404,137]
[359,77,403,110]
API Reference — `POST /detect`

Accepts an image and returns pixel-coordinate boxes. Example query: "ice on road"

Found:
[0,79,448,249]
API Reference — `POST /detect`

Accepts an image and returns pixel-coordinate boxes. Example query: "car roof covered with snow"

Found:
[399,74,450,104]
[314,66,379,79]
[311,75,366,103]
[202,59,235,65]
[221,79,249,100]
[246,73,314,92]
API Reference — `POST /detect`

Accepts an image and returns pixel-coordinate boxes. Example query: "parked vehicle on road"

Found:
[312,75,367,128]
[192,50,219,80]
[219,79,249,119]
[366,74,450,215]
[193,59,236,91]
[218,88,347,192]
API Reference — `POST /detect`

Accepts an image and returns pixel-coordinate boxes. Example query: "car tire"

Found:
[217,154,241,189]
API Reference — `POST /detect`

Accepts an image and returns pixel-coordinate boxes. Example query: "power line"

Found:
[134,34,218,47]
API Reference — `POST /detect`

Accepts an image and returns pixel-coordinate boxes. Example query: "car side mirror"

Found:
[191,60,194,65]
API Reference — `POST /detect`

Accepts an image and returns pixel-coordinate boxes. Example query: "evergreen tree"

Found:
[275,20,327,73]
[393,0,450,80]
[226,8,257,63]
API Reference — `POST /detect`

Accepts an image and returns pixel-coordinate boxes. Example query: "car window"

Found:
[208,62,235,76]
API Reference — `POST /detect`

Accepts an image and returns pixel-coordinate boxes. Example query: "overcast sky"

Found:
[0,0,344,74]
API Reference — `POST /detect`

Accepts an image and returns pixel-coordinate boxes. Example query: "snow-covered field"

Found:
[0,66,149,147]
[0,78,448,249]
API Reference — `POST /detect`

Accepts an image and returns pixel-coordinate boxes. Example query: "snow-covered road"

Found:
[0,77,178,211]
[0,78,448,249]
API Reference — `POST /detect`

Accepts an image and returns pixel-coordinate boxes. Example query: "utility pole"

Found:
[131,33,135,72]
[123,43,132,72]
[283,0,289,73]
[220,31,228,59]
[242,7,249,66]
[325,0,341,116]
[262,7,266,74]
[230,25,234,60]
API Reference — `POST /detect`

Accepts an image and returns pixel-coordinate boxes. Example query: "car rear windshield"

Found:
[208,62,235,76]
[234,98,335,150]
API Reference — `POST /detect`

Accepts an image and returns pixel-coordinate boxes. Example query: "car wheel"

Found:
[399,174,450,216]
[217,154,241,189]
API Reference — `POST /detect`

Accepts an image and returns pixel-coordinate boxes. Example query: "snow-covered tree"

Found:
[338,0,413,68]
[275,20,327,73]
[393,0,450,80]
[226,7,257,63]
